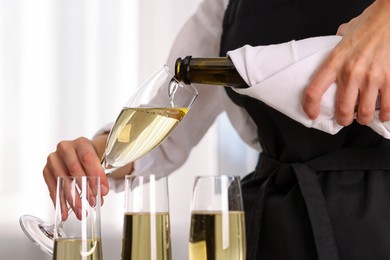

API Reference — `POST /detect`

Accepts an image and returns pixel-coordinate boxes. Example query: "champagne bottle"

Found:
[174,56,248,88]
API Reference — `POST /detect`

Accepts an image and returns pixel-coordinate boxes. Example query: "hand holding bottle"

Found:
[303,0,390,126]
[175,35,390,139]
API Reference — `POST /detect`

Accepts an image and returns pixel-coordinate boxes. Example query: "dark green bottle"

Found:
[174,56,248,88]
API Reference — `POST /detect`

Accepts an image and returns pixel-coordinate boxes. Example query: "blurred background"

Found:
[0,0,257,259]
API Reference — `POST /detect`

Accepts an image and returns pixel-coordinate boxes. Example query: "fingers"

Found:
[335,54,366,126]
[303,0,390,127]
[306,54,385,126]
[380,85,390,122]
[43,136,108,220]
[43,151,69,206]
[303,54,338,120]
[56,172,102,221]
[336,23,348,36]
[59,178,83,220]
[336,17,357,36]
[59,186,69,221]
[69,138,108,205]
[355,66,382,125]
[304,54,383,126]
[74,138,109,196]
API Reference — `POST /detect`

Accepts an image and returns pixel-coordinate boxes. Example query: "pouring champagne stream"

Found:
[19,66,198,256]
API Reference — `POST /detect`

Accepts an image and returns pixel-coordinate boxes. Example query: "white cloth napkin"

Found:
[227,35,390,139]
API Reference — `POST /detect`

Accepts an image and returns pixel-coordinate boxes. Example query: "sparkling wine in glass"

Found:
[189,175,246,260]
[102,66,197,173]
[19,65,198,256]
[122,174,171,260]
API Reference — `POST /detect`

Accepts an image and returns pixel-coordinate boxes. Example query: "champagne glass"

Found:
[53,176,102,260]
[189,175,246,260]
[122,174,171,260]
[19,65,198,256]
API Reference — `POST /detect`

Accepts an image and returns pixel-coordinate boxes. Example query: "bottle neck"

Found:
[175,56,248,88]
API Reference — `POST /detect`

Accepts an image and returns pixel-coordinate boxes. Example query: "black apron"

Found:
[219,0,390,259]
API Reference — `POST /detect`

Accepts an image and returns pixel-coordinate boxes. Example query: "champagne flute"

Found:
[189,175,246,260]
[19,65,198,256]
[122,174,171,260]
[53,176,102,260]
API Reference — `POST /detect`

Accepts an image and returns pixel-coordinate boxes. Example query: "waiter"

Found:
[43,0,390,259]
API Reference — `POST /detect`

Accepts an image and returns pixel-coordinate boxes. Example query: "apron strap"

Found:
[245,168,278,259]
[292,163,339,260]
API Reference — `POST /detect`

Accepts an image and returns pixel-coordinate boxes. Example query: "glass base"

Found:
[19,215,55,256]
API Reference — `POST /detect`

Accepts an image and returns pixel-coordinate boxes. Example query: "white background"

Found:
[0,0,257,259]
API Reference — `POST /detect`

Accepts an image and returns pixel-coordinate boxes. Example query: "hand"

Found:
[303,0,390,126]
[43,135,110,218]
